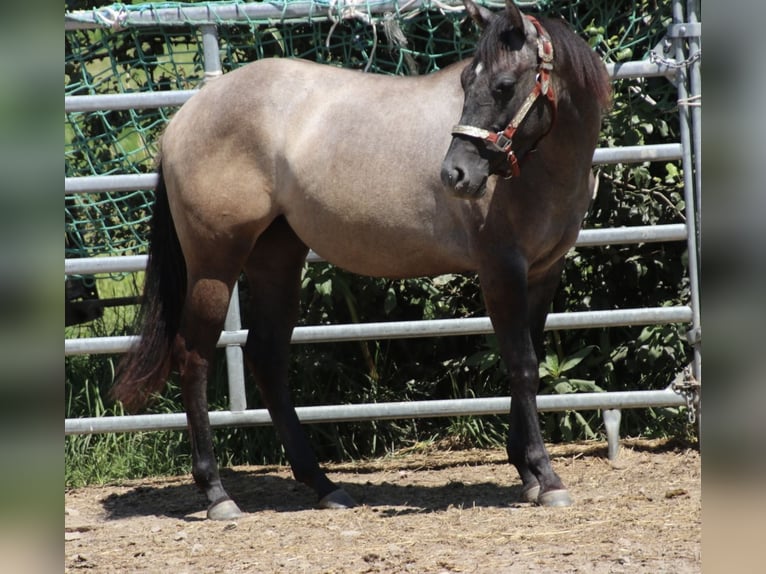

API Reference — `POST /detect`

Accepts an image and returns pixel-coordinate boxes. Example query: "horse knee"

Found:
[509,364,540,395]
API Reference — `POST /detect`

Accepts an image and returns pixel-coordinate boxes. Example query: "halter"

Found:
[451,16,556,179]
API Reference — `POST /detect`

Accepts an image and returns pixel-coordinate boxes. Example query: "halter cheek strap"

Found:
[451,16,556,179]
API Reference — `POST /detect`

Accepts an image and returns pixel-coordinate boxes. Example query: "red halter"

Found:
[451,16,556,179]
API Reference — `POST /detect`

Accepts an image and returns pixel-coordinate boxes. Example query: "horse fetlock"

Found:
[191,459,219,485]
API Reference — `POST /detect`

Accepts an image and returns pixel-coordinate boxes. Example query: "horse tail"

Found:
[112,160,186,412]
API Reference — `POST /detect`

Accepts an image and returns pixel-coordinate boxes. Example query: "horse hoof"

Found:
[537,489,573,507]
[521,484,540,503]
[207,499,244,520]
[318,488,357,509]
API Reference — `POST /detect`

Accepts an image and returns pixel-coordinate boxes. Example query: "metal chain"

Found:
[650,49,701,70]
[671,365,700,424]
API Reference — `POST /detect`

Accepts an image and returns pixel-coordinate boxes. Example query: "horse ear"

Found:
[504,0,525,31]
[463,0,494,29]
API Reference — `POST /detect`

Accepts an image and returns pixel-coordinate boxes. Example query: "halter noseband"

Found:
[451,16,556,179]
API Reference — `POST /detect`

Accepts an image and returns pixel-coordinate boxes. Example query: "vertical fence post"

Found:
[199,23,247,411]
[685,0,702,437]
[200,24,223,81]
[672,0,702,394]
[686,0,702,236]
[224,284,248,411]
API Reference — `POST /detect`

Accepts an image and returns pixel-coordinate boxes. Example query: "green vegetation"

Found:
[66,0,695,487]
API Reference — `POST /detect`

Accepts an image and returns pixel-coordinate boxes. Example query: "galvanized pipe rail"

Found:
[62,143,684,195]
[63,62,677,115]
[63,223,689,276]
[64,0,433,30]
[66,306,693,356]
[66,389,686,435]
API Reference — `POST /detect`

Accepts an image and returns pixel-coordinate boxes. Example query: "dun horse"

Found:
[114,0,610,519]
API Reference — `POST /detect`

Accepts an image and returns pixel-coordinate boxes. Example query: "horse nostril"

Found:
[441,164,465,188]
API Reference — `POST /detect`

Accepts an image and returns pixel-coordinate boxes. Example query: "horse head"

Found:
[441,0,558,199]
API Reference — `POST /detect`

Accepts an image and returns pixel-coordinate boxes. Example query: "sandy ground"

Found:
[65,438,700,573]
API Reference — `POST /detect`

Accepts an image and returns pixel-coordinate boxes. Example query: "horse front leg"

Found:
[508,257,567,503]
[479,254,572,507]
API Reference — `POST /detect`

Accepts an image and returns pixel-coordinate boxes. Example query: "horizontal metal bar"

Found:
[605,60,677,79]
[64,60,674,114]
[65,90,197,112]
[65,173,158,194]
[65,0,408,30]
[64,306,692,356]
[574,223,687,247]
[592,143,681,164]
[64,144,682,195]
[66,255,148,275]
[64,389,686,435]
[64,224,687,276]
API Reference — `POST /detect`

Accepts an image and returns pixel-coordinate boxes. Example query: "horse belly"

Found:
[283,187,473,279]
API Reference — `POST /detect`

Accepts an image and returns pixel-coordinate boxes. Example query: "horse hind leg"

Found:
[176,262,251,520]
[242,217,355,509]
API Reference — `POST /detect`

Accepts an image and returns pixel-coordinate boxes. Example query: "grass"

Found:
[66,428,190,488]
[65,357,194,488]
[65,272,183,488]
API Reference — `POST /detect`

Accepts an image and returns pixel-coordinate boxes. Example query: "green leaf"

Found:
[558,345,597,373]
[573,411,597,439]
[554,380,574,394]
[569,379,605,393]
[383,287,397,315]
[541,352,560,375]
[561,412,573,441]
[315,277,333,297]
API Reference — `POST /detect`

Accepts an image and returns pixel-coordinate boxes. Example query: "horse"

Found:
[113,0,611,519]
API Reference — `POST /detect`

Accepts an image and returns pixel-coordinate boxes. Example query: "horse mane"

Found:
[475,13,611,111]
[541,16,611,110]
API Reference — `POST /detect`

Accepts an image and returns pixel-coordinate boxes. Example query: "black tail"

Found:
[112,162,187,411]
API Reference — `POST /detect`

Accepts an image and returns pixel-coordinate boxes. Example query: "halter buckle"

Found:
[494,131,513,152]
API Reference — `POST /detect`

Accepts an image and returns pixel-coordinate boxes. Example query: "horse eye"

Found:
[491,77,516,97]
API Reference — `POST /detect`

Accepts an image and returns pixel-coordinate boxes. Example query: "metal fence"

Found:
[64,0,702,455]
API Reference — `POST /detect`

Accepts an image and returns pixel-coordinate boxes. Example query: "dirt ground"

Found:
[65,438,700,573]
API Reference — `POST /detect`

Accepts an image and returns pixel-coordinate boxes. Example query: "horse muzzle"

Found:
[440,147,489,200]
[440,161,488,199]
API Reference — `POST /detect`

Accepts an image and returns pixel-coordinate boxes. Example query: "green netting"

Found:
[65,0,674,264]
